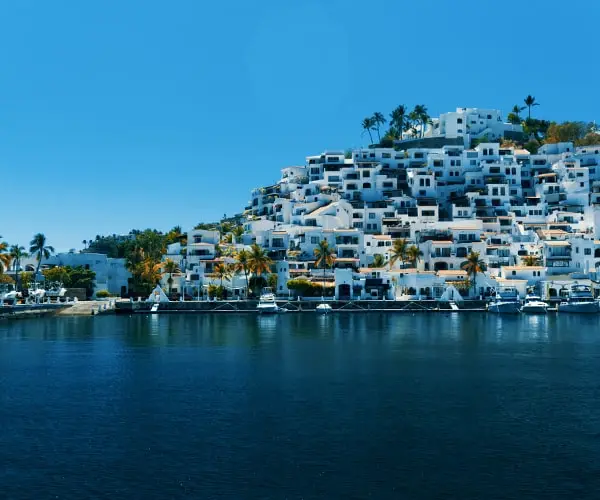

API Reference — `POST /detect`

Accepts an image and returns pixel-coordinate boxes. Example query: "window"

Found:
[310,237,319,244]
[425,179,431,187]
[457,118,463,124]
[585,248,591,255]
[512,271,516,276]
[369,213,376,219]
[580,182,585,188]
[422,210,435,216]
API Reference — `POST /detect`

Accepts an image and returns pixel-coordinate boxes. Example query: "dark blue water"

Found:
[1,313,600,499]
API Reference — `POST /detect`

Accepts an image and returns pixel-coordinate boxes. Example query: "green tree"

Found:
[213,262,232,288]
[19,271,33,291]
[461,251,486,297]
[522,254,540,266]
[523,94,539,119]
[248,244,273,295]
[412,104,429,137]
[389,105,407,138]
[162,258,181,295]
[389,239,408,269]
[235,249,251,296]
[43,266,70,285]
[372,254,385,268]
[9,244,28,291]
[406,245,423,269]
[361,117,375,144]
[0,237,11,273]
[507,104,525,124]
[372,112,386,142]
[0,274,14,285]
[314,239,336,289]
[267,273,278,289]
[29,233,54,278]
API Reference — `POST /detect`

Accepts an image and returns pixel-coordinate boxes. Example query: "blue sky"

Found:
[1,0,598,251]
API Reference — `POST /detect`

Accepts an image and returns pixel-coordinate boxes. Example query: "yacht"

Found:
[488,286,521,314]
[257,287,279,314]
[520,293,548,314]
[316,302,332,314]
[27,283,46,302]
[45,282,67,298]
[558,284,598,314]
[0,284,20,306]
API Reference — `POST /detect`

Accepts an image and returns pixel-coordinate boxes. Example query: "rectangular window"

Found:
[585,248,591,255]
[311,237,319,244]
[369,213,376,219]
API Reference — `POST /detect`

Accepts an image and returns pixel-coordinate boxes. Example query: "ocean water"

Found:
[1,313,600,499]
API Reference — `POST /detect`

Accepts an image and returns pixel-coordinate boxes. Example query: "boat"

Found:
[45,281,67,298]
[27,283,46,303]
[0,284,20,306]
[557,284,598,314]
[520,293,548,314]
[257,287,279,314]
[316,303,332,314]
[487,286,521,314]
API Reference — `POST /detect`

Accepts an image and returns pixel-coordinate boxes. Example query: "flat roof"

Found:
[545,241,571,247]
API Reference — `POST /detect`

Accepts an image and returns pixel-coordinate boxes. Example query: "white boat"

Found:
[558,284,598,314]
[28,283,46,302]
[488,286,521,314]
[0,284,20,306]
[316,303,332,314]
[257,287,279,314]
[45,282,67,298]
[520,294,548,314]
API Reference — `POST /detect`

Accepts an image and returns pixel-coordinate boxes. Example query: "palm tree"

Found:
[162,258,181,295]
[510,104,525,123]
[461,251,486,297]
[523,95,539,119]
[389,105,407,139]
[389,238,408,269]
[214,262,232,289]
[522,254,540,266]
[408,110,420,137]
[361,117,375,144]
[29,233,54,279]
[406,245,423,269]
[248,244,273,294]
[9,245,28,291]
[413,104,429,137]
[141,258,162,287]
[235,249,251,296]
[372,112,386,142]
[372,254,385,268]
[314,239,336,292]
[82,239,87,250]
[0,237,11,273]
[232,225,245,242]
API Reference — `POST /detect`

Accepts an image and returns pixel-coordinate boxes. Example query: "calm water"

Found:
[1,313,600,499]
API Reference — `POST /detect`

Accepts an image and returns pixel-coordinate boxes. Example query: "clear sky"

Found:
[1,0,598,251]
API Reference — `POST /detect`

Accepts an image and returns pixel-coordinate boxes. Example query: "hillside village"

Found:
[157,105,600,301]
[5,103,600,302]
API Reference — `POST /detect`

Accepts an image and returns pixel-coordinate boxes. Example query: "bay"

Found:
[1,313,600,499]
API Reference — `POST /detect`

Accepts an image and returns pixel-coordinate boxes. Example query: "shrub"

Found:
[0,274,15,285]
[95,290,111,298]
